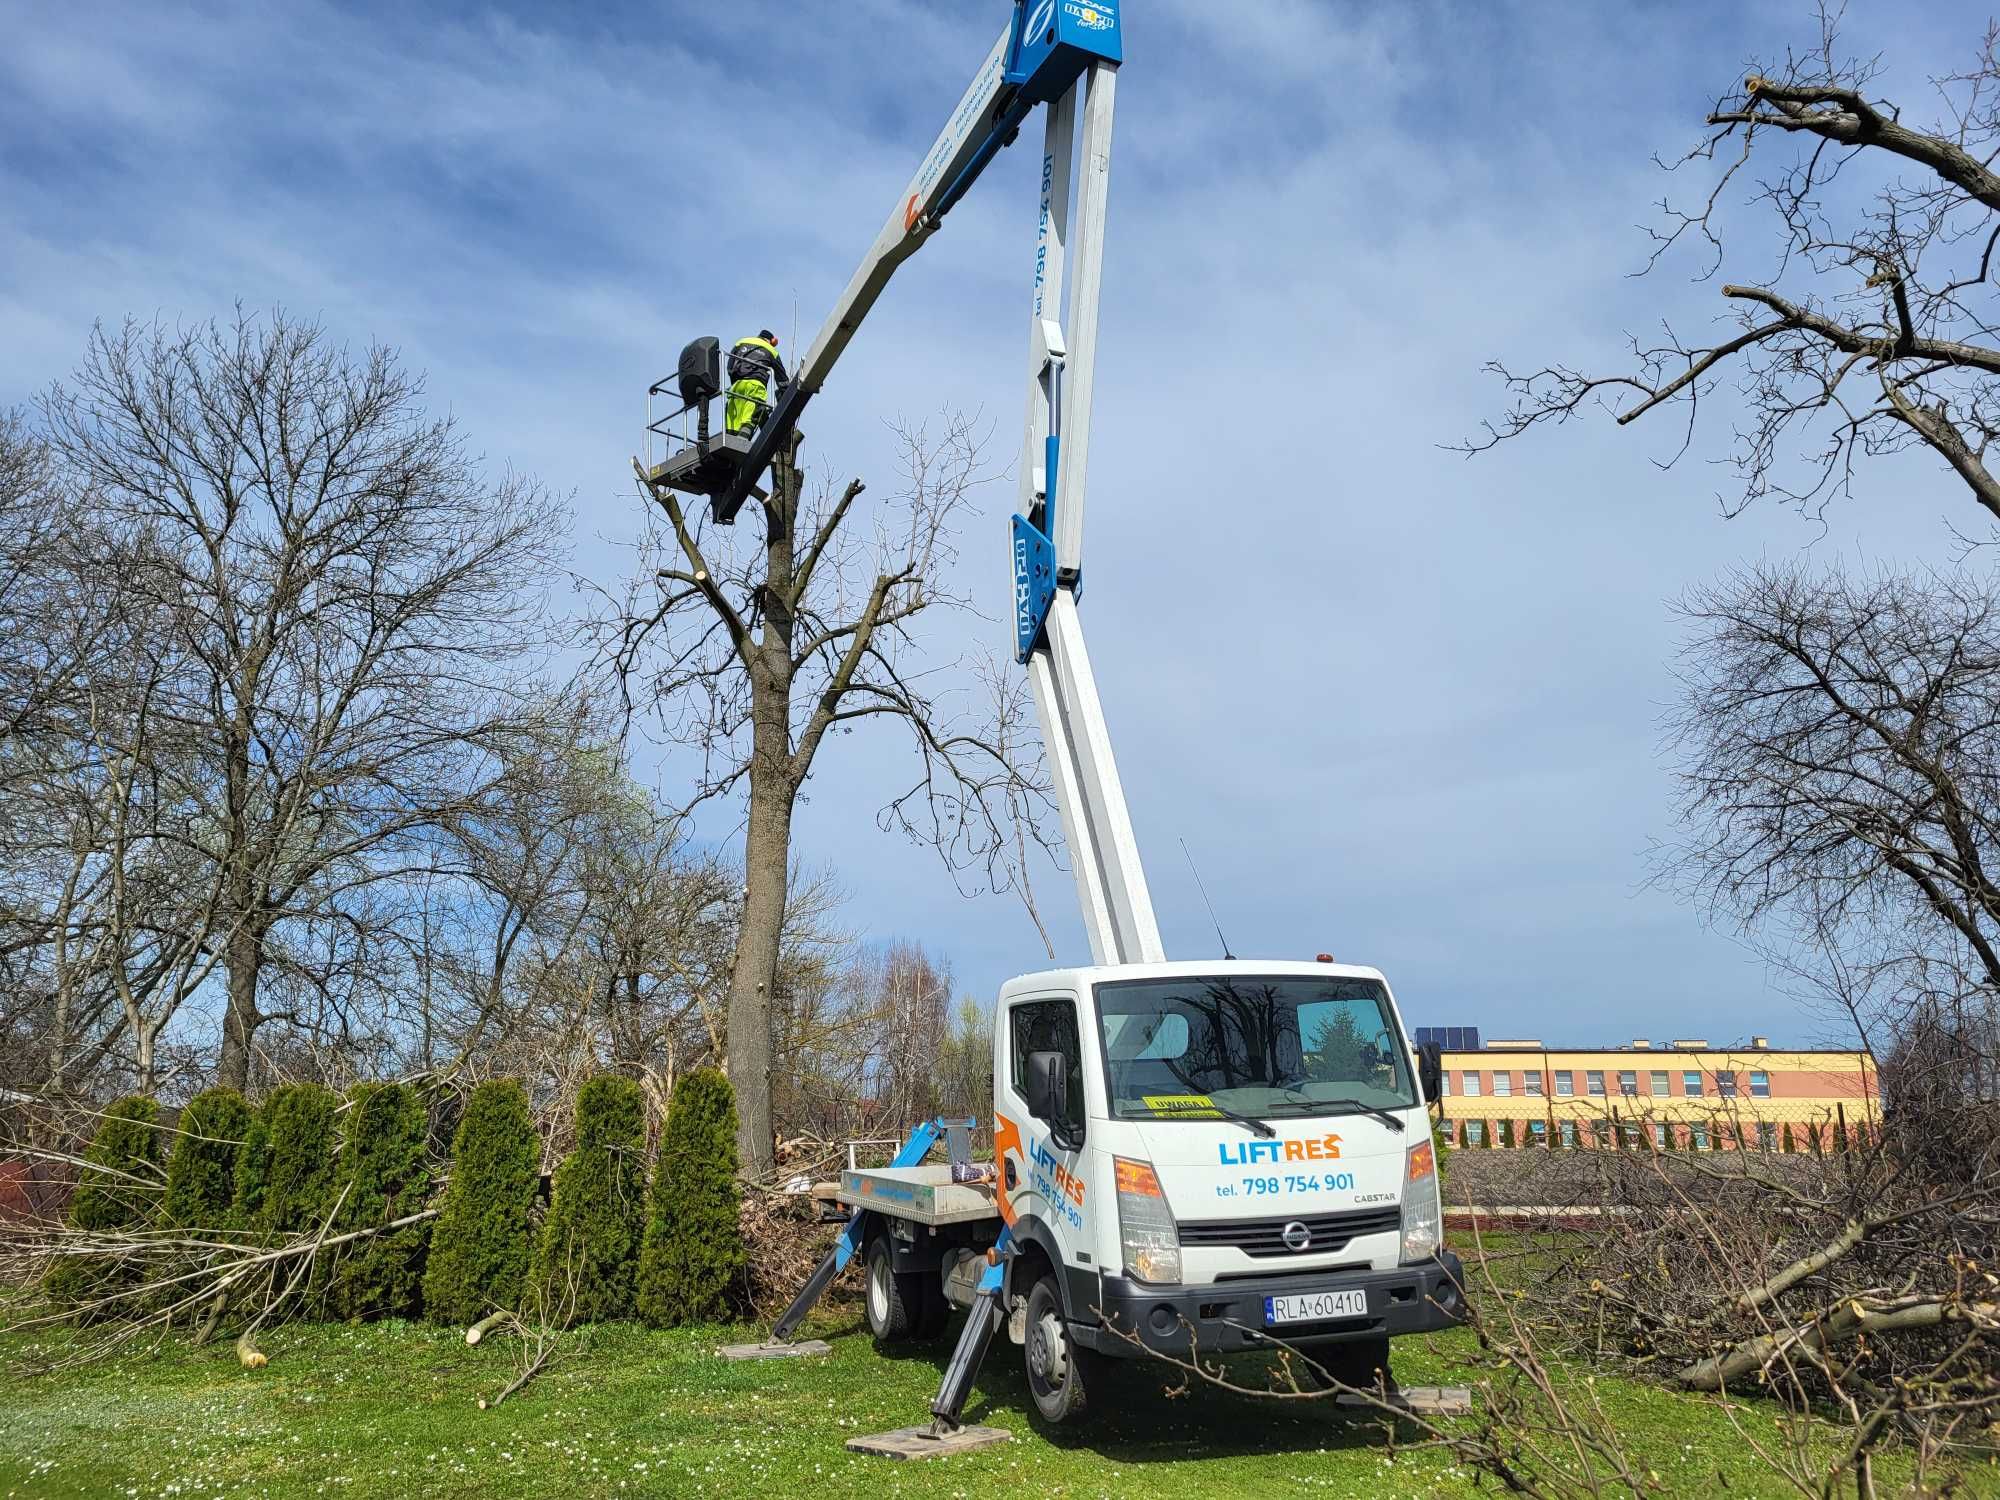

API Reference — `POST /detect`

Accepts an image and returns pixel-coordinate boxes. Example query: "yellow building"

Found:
[1427,1033,1879,1151]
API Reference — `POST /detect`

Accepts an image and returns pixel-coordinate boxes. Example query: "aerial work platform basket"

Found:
[643,335,768,524]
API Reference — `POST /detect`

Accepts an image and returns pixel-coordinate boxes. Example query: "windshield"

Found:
[1095,975,1415,1121]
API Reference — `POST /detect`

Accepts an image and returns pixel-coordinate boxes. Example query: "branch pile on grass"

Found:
[1492,1111,2000,1493]
[2,1194,438,1371]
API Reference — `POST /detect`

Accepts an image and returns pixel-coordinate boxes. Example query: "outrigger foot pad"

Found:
[844,1425,1012,1460]
[715,1339,832,1361]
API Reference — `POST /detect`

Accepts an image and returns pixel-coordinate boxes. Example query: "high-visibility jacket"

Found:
[728,335,787,388]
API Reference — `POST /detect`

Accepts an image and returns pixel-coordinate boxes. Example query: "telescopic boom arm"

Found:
[723,0,1160,966]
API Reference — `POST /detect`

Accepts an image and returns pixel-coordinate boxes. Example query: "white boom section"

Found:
[1051,65,1114,575]
[792,24,1013,401]
[1031,595,1163,964]
[1020,64,1163,967]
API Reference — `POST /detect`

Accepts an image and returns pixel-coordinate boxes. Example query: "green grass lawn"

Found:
[0,1281,1932,1500]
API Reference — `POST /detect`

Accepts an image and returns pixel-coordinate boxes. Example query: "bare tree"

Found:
[1466,12,2000,536]
[1665,561,2000,1049]
[613,419,1048,1174]
[33,312,566,1091]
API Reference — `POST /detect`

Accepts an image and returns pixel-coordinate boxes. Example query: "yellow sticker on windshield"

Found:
[1143,1094,1221,1116]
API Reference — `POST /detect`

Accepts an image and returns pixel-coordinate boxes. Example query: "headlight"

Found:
[1400,1137,1442,1264]
[1114,1156,1181,1284]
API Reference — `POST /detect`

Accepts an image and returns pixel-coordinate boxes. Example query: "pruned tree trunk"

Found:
[728,766,794,1178]
[218,913,265,1094]
[619,416,1039,1175]
[725,441,801,1180]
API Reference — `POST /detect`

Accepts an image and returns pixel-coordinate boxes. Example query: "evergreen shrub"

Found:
[637,1068,746,1326]
[530,1075,646,1323]
[43,1096,162,1312]
[321,1082,433,1320]
[252,1083,339,1236]
[424,1079,539,1325]
[160,1088,252,1228]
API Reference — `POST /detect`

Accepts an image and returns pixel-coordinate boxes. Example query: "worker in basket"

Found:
[725,329,787,437]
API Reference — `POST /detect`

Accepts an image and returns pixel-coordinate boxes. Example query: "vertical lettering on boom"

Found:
[1033,152,1054,315]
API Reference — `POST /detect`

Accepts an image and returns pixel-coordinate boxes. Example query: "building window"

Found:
[1462,1072,1481,1096]
[1529,1119,1547,1142]
[1652,1122,1667,1148]
[1716,1070,1738,1098]
[1438,1072,1449,1096]
[1750,1071,1770,1098]
[1559,1120,1578,1148]
[1586,1070,1606,1096]
[1756,1122,1777,1151]
[1650,1070,1669,1096]
[1683,1071,1704,1098]
[1691,1124,1710,1150]
[1465,1121,1485,1145]
[1554,1071,1574,1096]
[1524,1072,1543,1096]
[1493,1072,1512,1096]
[1591,1119,1613,1146]
[1618,1070,1638,1096]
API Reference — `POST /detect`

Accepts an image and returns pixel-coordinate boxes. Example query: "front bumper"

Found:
[1070,1250,1467,1358]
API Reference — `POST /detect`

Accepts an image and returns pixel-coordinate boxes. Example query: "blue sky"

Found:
[3,0,1984,1048]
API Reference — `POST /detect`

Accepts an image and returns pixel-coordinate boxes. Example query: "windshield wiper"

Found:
[1196,1102,1276,1138]
[1271,1092,1406,1132]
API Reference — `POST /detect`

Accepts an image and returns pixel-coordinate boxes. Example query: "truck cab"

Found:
[988,957,1463,1421]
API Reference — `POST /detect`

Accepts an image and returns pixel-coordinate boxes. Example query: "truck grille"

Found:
[1179,1205,1401,1258]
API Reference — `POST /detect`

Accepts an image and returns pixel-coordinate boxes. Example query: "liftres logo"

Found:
[1218,1133,1343,1166]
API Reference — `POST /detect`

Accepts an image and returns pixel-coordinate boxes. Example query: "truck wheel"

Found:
[1316,1335,1395,1396]
[1023,1274,1096,1425]
[863,1237,919,1344]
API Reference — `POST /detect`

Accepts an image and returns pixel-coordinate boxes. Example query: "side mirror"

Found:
[1025,1050,1082,1150]
[1418,1041,1443,1104]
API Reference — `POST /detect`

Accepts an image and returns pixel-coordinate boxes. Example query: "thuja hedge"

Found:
[43,1096,164,1311]
[237,1083,340,1236]
[637,1068,747,1326]
[319,1082,432,1320]
[160,1088,253,1228]
[44,1072,760,1332]
[424,1079,539,1325]
[530,1074,646,1323]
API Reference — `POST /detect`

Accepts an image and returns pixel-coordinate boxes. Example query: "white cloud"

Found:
[2,0,1990,1044]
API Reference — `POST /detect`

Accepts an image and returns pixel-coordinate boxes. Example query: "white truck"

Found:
[835,959,1461,1427]
[644,0,1464,1442]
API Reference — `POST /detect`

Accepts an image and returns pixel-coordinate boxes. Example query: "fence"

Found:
[1436,1097,1878,1154]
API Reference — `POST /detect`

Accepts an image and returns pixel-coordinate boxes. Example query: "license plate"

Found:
[1265,1289,1368,1325]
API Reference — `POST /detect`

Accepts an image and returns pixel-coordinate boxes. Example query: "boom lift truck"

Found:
[641,0,1464,1452]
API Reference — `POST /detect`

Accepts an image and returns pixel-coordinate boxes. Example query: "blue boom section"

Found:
[1008,0,1124,91]
[931,0,1123,227]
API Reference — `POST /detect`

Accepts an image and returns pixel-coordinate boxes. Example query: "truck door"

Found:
[995,996,1089,1269]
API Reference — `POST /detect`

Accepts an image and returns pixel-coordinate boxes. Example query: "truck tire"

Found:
[1023,1274,1097,1425]
[863,1236,920,1344]
[1315,1335,1395,1395]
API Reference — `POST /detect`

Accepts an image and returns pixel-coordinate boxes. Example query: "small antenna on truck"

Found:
[1179,838,1235,961]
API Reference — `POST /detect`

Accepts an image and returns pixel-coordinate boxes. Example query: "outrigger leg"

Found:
[847,1229,1015,1459]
